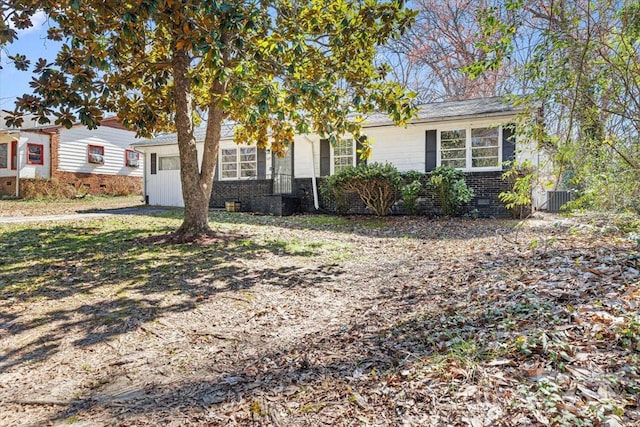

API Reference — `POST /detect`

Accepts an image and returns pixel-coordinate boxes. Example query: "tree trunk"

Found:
[172,48,213,237]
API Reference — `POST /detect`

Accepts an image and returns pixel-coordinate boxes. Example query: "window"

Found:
[333,138,355,173]
[125,149,139,167]
[88,145,104,164]
[440,130,466,169]
[439,126,500,170]
[220,147,257,179]
[27,143,44,165]
[159,156,180,170]
[0,143,7,168]
[471,128,499,168]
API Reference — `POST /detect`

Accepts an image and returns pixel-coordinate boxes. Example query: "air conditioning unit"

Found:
[89,153,104,164]
[547,191,575,212]
[127,159,139,167]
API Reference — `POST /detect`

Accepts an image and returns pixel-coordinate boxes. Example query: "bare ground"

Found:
[0,204,639,426]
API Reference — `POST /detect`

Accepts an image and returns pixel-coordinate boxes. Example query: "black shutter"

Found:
[150,153,157,175]
[425,130,437,172]
[257,147,267,178]
[320,138,330,176]
[356,136,367,166]
[502,124,516,164]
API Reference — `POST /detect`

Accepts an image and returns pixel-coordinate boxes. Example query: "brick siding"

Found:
[208,171,516,217]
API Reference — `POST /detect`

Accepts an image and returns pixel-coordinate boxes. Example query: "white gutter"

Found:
[302,135,319,210]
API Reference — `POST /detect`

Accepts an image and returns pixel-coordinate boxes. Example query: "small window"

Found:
[27,143,44,165]
[159,156,180,171]
[88,145,105,164]
[220,147,257,179]
[333,139,354,173]
[0,143,7,168]
[125,149,139,167]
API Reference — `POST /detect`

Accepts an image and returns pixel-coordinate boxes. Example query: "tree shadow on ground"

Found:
[32,239,639,425]
[0,222,345,372]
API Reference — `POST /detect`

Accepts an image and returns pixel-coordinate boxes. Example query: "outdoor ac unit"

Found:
[127,159,139,167]
[547,191,574,212]
[89,153,104,164]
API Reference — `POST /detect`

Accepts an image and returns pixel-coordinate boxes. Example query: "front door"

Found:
[272,146,293,194]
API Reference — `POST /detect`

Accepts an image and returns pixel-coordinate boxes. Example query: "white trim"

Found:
[219,146,257,180]
[329,138,356,175]
[436,124,503,172]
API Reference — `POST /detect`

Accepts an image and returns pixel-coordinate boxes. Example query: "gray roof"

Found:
[132,96,519,147]
[132,122,236,147]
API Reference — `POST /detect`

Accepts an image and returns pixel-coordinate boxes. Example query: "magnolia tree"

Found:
[1,0,416,237]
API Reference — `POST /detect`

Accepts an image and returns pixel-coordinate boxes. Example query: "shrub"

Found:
[400,170,427,215]
[325,163,402,216]
[428,166,473,216]
[105,176,142,196]
[499,160,534,219]
[21,178,76,199]
[401,179,423,215]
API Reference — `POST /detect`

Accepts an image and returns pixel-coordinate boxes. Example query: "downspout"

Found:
[302,135,319,210]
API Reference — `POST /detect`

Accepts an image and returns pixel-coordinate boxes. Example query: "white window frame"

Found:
[219,146,257,180]
[331,138,356,174]
[437,125,502,172]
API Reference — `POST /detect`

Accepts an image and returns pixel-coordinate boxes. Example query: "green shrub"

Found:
[499,160,534,219]
[401,179,423,215]
[325,163,402,216]
[428,166,473,216]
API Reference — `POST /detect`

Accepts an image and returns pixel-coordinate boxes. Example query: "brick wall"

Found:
[207,171,515,217]
[50,171,142,195]
[209,179,273,211]
[0,177,17,196]
[297,172,512,217]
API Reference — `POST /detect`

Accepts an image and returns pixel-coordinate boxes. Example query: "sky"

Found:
[0,11,61,111]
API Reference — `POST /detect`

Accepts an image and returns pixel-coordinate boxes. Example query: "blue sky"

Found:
[0,12,61,111]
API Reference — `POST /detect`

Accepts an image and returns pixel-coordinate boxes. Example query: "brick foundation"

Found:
[49,171,142,195]
[209,171,518,218]
[0,177,17,196]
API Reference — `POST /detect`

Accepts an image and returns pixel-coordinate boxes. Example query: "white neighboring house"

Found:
[0,113,143,197]
[132,97,545,215]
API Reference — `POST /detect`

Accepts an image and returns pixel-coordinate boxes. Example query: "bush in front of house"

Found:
[400,170,426,215]
[428,166,474,216]
[326,162,403,216]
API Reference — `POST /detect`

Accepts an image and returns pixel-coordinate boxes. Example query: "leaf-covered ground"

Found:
[0,203,638,426]
[0,195,143,217]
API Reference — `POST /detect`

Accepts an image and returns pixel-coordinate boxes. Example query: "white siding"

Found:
[57,126,143,177]
[144,145,184,207]
[15,133,51,179]
[366,125,426,172]
[292,134,320,178]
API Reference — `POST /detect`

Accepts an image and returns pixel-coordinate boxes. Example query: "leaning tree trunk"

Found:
[172,48,214,237]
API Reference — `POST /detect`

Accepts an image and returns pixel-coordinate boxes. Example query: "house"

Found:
[132,97,544,216]
[0,113,143,197]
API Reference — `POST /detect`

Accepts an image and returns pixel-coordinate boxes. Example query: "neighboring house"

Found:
[132,97,544,216]
[0,113,143,197]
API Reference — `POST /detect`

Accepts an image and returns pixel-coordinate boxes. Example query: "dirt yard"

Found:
[0,204,638,426]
